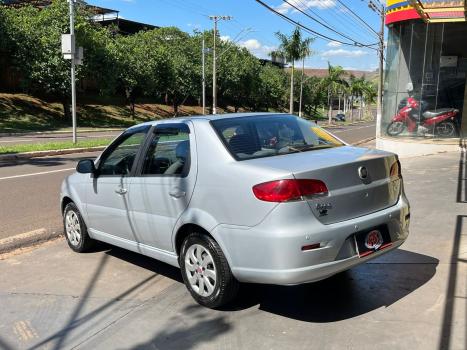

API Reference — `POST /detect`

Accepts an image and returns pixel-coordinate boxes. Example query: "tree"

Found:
[217,44,261,112]
[151,27,200,116]
[3,0,115,118]
[255,63,288,111]
[275,27,314,114]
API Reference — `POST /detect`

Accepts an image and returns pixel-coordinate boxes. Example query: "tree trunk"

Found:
[62,99,71,120]
[359,95,363,120]
[289,61,294,114]
[350,96,354,122]
[328,88,332,125]
[338,93,341,113]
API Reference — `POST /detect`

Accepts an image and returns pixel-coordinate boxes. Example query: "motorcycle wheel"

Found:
[435,121,456,138]
[386,121,405,136]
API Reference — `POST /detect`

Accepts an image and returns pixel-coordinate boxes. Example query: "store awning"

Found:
[386,0,467,24]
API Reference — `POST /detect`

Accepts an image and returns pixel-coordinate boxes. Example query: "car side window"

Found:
[99,129,148,176]
[142,125,190,176]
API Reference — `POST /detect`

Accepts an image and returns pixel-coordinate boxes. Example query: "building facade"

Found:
[380,0,467,155]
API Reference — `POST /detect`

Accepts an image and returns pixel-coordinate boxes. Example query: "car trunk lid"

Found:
[247,146,401,224]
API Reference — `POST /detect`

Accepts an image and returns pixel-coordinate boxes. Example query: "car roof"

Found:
[127,112,291,130]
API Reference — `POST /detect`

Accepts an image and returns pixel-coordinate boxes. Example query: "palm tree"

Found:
[321,63,347,124]
[298,37,315,117]
[275,27,314,114]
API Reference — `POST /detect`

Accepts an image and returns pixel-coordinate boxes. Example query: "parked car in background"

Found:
[333,113,346,122]
[61,113,410,308]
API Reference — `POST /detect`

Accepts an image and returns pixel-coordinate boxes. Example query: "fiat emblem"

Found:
[365,230,383,250]
[358,166,368,180]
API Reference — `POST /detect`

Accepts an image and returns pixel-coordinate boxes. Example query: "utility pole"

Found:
[367,0,385,138]
[209,15,232,115]
[202,38,206,115]
[69,0,77,144]
[299,56,305,117]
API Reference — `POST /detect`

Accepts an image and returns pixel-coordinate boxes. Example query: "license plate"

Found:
[355,226,392,258]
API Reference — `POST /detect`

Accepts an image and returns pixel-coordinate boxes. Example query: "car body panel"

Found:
[60,113,410,285]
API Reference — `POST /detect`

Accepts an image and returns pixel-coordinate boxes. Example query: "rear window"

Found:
[211,114,344,160]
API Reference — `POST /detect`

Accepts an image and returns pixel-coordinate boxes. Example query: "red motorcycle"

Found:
[387,97,459,137]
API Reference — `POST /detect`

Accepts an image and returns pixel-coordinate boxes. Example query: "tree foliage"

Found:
[0,1,375,120]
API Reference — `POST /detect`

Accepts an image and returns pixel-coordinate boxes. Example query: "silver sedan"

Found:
[60,113,410,308]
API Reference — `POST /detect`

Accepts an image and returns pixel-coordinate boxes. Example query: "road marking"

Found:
[333,124,375,133]
[0,168,75,181]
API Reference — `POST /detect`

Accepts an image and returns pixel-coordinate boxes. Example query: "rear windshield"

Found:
[211,114,344,160]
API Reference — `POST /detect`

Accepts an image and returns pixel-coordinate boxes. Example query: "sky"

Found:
[88,0,384,72]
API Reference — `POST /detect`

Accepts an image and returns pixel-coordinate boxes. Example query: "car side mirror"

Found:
[77,159,96,174]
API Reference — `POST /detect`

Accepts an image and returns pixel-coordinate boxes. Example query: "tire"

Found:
[435,121,456,138]
[386,121,405,136]
[180,232,239,308]
[63,202,95,253]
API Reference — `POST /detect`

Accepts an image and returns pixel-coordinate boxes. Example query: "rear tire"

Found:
[63,202,95,253]
[180,232,239,308]
[435,121,456,138]
[386,121,405,136]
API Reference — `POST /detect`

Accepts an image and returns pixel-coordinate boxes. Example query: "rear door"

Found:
[128,122,197,252]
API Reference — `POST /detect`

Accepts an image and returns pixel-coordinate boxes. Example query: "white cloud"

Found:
[321,49,369,58]
[327,41,342,48]
[220,35,231,42]
[239,38,277,59]
[240,39,262,50]
[276,0,336,14]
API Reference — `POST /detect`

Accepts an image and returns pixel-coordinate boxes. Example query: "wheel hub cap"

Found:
[65,210,81,246]
[185,244,217,297]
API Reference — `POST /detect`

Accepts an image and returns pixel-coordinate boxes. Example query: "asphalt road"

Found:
[0,130,122,145]
[0,122,375,241]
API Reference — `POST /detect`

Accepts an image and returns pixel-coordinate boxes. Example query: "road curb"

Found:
[0,229,63,255]
[0,128,124,137]
[352,136,376,146]
[0,146,106,161]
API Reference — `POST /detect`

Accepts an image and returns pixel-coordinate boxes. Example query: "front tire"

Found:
[63,202,94,253]
[180,232,239,308]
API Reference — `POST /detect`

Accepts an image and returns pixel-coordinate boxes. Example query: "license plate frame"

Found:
[354,225,392,258]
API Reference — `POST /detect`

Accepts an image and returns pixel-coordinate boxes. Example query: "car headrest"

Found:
[176,140,190,159]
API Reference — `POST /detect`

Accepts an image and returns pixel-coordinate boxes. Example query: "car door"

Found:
[127,122,197,252]
[86,125,150,242]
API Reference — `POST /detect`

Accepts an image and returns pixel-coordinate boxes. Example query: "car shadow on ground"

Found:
[107,246,438,323]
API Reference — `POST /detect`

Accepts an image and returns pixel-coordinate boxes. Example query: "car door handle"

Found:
[115,187,128,195]
[169,189,186,198]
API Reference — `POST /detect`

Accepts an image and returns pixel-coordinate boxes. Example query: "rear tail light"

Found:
[252,179,328,202]
[390,160,401,178]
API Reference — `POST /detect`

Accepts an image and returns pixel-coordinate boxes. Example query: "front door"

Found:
[128,122,196,252]
[86,125,149,242]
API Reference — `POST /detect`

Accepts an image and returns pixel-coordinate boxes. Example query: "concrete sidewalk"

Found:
[0,151,465,349]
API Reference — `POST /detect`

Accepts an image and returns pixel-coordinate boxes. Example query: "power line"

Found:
[297,1,375,43]
[281,0,377,47]
[334,0,380,38]
[254,0,378,50]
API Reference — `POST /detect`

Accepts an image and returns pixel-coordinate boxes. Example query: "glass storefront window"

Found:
[382,22,467,139]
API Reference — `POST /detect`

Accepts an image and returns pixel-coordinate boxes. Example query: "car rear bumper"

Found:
[213,194,410,285]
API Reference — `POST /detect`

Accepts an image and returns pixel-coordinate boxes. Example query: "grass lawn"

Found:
[0,93,237,133]
[0,138,112,154]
